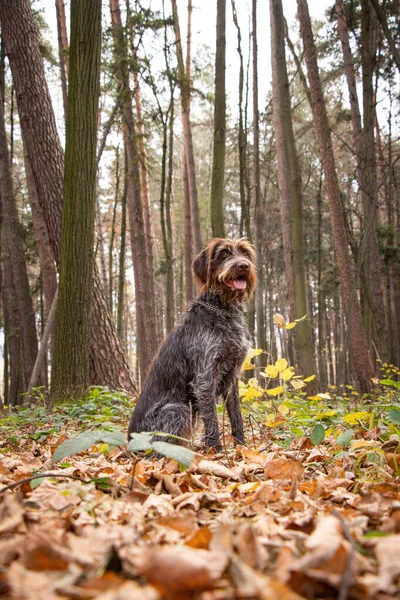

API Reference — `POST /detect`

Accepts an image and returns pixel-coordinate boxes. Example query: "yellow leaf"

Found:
[242,359,255,371]
[291,379,306,390]
[237,481,261,493]
[304,375,316,383]
[266,386,284,397]
[294,314,307,323]
[275,358,288,372]
[315,410,337,419]
[248,377,259,387]
[317,393,331,400]
[278,404,290,415]
[307,395,322,401]
[343,411,370,424]
[266,413,276,422]
[241,388,264,402]
[265,364,279,378]
[246,348,263,360]
[280,368,294,381]
[265,418,284,428]
[273,313,286,328]
[285,322,296,330]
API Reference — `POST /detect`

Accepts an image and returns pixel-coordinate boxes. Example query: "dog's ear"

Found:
[193,239,225,293]
[192,246,209,292]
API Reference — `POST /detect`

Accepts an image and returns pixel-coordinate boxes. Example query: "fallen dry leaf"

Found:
[375,534,400,592]
[129,545,228,594]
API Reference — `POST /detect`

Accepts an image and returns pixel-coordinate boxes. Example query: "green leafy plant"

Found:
[52,429,194,468]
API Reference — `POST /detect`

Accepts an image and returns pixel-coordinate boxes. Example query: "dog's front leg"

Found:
[194,375,221,451]
[226,380,245,445]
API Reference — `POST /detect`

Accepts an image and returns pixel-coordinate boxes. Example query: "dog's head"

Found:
[192,238,256,303]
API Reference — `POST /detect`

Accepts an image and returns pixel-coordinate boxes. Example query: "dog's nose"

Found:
[237,262,250,270]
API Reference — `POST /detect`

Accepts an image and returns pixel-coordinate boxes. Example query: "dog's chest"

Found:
[212,315,249,369]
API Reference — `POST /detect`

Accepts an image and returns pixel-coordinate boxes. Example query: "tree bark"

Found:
[297,0,374,392]
[28,287,58,394]
[109,0,158,381]
[0,99,38,394]
[117,144,128,342]
[183,147,193,302]
[231,0,251,240]
[336,0,387,358]
[252,0,266,357]
[0,257,22,405]
[0,0,136,393]
[55,0,69,121]
[24,152,57,330]
[51,0,102,400]
[171,0,202,254]
[210,0,226,238]
[270,0,316,382]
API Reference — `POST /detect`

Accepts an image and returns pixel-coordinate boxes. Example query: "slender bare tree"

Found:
[297,0,374,391]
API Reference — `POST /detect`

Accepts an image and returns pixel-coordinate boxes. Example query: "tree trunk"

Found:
[1,259,22,405]
[360,0,387,355]
[0,0,136,393]
[109,0,158,381]
[231,0,251,240]
[55,0,69,121]
[24,152,57,334]
[51,0,102,401]
[297,0,374,392]
[28,287,58,394]
[336,0,387,358]
[183,148,193,302]
[159,88,175,333]
[133,72,155,272]
[171,0,202,254]
[270,0,316,382]
[252,0,266,357]
[210,0,226,238]
[117,144,128,342]
[0,99,38,394]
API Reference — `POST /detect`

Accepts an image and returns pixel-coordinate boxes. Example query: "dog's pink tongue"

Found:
[232,280,247,290]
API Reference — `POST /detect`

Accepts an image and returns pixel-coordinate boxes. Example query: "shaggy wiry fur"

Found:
[128,238,256,450]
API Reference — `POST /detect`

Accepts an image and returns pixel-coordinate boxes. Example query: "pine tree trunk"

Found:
[24,153,57,336]
[297,0,374,392]
[55,0,69,121]
[109,0,158,381]
[1,252,22,405]
[0,0,136,393]
[231,0,251,240]
[171,0,202,254]
[336,0,387,358]
[252,0,266,357]
[183,148,194,302]
[159,91,175,333]
[51,0,102,400]
[270,0,315,382]
[117,145,128,342]
[0,100,38,393]
[210,0,226,238]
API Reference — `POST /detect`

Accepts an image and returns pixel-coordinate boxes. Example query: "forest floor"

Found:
[1,376,400,600]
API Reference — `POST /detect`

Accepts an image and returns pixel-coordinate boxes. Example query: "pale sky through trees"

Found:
[38,0,331,128]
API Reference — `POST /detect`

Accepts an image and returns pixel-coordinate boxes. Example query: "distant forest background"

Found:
[0,0,398,406]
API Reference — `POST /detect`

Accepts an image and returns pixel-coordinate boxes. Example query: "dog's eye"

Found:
[219,249,231,258]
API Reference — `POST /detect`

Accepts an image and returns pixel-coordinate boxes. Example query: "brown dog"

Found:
[128,238,256,450]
